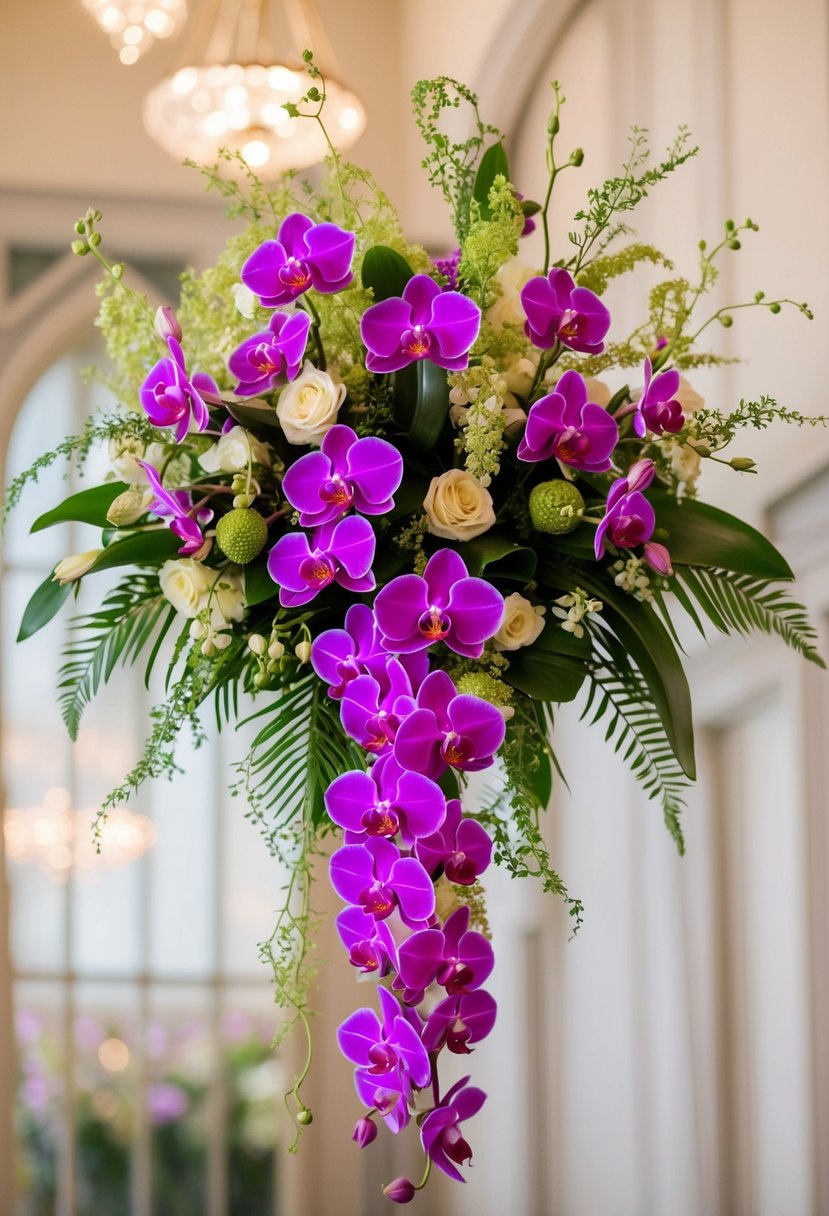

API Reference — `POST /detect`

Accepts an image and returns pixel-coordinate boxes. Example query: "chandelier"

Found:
[82,0,188,65]
[4,787,156,879]
[143,0,366,175]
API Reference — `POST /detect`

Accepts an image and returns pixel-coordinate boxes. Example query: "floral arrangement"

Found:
[8,60,825,1203]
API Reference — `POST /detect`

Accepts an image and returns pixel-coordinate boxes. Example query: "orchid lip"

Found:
[441,732,474,767]
[349,943,380,971]
[367,1042,398,1074]
[361,805,400,838]
[417,607,451,641]
[360,883,395,919]
[298,554,336,587]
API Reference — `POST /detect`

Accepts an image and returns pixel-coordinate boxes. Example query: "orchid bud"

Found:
[268,640,285,661]
[352,1116,377,1149]
[247,633,266,657]
[626,458,655,493]
[570,147,584,166]
[730,457,756,472]
[106,489,151,526]
[383,1178,415,1204]
[154,306,182,343]
[295,640,312,664]
[52,550,102,584]
[189,619,208,640]
[643,542,674,577]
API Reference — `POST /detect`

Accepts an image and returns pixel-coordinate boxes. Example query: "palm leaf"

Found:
[582,626,690,852]
[675,567,824,666]
[58,575,173,740]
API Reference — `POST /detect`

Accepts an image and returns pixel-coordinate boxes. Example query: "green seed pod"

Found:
[529,480,585,535]
[215,508,268,564]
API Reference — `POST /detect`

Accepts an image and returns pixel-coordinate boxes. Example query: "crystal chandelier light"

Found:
[4,787,156,879]
[82,0,187,65]
[143,0,366,175]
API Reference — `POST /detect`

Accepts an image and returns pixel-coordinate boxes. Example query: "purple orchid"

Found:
[393,670,506,781]
[354,1073,411,1135]
[396,906,494,1004]
[416,799,492,885]
[267,516,375,607]
[421,1076,486,1182]
[360,275,481,374]
[329,837,436,929]
[338,987,431,1100]
[521,267,611,354]
[140,337,221,443]
[339,661,416,754]
[373,549,505,659]
[336,906,398,975]
[281,424,404,527]
[643,540,673,576]
[434,248,461,291]
[422,990,498,1055]
[517,369,618,472]
[312,606,428,701]
[632,358,685,437]
[325,754,446,847]
[228,310,311,397]
[241,213,355,307]
[136,460,212,556]
[594,469,657,559]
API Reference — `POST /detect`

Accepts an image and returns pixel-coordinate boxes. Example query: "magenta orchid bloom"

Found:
[594,463,657,558]
[416,799,492,885]
[336,906,398,975]
[329,837,436,929]
[136,460,212,556]
[374,549,504,659]
[241,213,355,307]
[520,267,611,354]
[360,274,481,374]
[422,990,498,1055]
[312,603,386,699]
[325,754,446,847]
[140,337,221,443]
[339,661,416,754]
[228,310,311,397]
[633,358,685,437]
[281,424,404,527]
[421,1076,486,1182]
[267,516,375,607]
[338,987,431,1098]
[393,670,506,781]
[354,1072,411,1135]
[395,906,494,1004]
[517,369,618,472]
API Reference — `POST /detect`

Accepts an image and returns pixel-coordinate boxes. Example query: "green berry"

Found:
[296,1109,313,1125]
[528,480,585,534]
[215,508,268,564]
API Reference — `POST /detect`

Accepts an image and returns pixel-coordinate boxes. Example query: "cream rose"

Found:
[200,425,270,474]
[486,258,535,330]
[494,592,546,651]
[209,568,246,628]
[675,376,704,414]
[423,470,496,542]
[109,437,167,484]
[583,377,612,409]
[276,360,346,445]
[159,558,213,619]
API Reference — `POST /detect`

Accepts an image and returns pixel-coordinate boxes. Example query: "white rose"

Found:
[502,355,538,398]
[668,439,702,486]
[675,376,704,414]
[106,488,154,526]
[486,258,535,330]
[232,282,256,319]
[108,438,167,485]
[159,558,213,618]
[276,360,346,445]
[53,550,102,584]
[494,592,546,651]
[200,425,271,474]
[583,377,612,408]
[423,469,496,542]
[208,567,246,628]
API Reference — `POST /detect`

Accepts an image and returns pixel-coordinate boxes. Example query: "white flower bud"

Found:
[106,488,153,526]
[248,633,267,657]
[154,306,182,343]
[189,619,208,640]
[213,633,232,651]
[295,640,312,664]
[53,550,102,584]
[268,640,285,661]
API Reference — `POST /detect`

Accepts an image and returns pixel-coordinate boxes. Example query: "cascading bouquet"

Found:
[8,59,825,1203]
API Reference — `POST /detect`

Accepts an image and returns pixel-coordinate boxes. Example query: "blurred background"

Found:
[1,0,828,1213]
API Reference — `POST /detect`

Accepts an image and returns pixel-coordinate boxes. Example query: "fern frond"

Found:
[58,575,173,740]
[583,628,689,851]
[233,675,367,853]
[676,567,824,667]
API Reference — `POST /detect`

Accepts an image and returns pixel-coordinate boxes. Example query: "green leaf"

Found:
[546,561,696,780]
[361,245,414,301]
[244,560,278,607]
[651,493,793,580]
[17,575,73,641]
[504,619,589,703]
[31,482,131,533]
[473,141,510,218]
[393,360,450,450]
[91,530,180,573]
[224,398,283,435]
[462,533,537,582]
